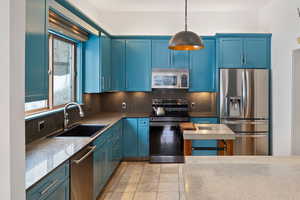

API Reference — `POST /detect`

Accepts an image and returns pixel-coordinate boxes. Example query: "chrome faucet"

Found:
[64,102,85,130]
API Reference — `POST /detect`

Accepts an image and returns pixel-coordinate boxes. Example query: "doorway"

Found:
[292,49,300,155]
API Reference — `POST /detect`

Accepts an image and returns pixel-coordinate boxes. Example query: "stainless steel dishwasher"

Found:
[70,145,96,200]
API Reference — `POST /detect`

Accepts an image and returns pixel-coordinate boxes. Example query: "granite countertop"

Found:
[26,112,149,190]
[183,124,236,140]
[183,156,300,199]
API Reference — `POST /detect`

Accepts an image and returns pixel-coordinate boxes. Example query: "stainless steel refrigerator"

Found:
[220,69,269,155]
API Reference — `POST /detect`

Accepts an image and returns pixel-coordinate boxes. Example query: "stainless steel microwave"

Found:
[152,68,189,89]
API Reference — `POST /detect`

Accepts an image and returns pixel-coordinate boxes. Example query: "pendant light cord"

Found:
[185,0,188,31]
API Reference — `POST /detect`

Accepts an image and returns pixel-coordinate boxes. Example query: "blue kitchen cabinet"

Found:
[42,180,69,200]
[138,118,150,157]
[102,35,112,92]
[151,39,189,69]
[123,118,150,159]
[27,162,69,200]
[125,40,152,91]
[218,38,244,68]
[217,35,271,69]
[93,133,107,199]
[190,118,219,156]
[25,0,48,102]
[123,118,139,158]
[189,39,216,92]
[171,50,190,69]
[243,38,269,69]
[152,40,171,68]
[84,34,111,93]
[111,39,126,91]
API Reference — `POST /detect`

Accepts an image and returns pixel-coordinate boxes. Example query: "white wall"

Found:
[0,0,26,199]
[99,11,261,35]
[259,0,300,155]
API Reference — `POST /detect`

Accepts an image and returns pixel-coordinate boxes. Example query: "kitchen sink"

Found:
[56,124,107,137]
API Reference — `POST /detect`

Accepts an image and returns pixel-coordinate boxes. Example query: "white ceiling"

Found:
[85,0,274,12]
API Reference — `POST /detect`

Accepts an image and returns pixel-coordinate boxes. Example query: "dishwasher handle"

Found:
[72,146,96,164]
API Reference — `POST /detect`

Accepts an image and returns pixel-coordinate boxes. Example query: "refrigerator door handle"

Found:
[242,70,247,118]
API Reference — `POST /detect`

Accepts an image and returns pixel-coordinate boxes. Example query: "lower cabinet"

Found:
[26,162,69,200]
[93,120,123,200]
[190,118,219,156]
[123,118,149,159]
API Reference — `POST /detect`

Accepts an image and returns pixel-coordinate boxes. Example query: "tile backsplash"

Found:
[26,91,217,144]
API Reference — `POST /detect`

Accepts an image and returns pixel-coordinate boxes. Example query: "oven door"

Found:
[150,122,184,163]
[152,73,180,89]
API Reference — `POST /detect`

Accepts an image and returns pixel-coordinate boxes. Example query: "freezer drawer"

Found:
[234,133,269,155]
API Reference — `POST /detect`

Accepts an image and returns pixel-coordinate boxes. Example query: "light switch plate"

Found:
[38,120,45,132]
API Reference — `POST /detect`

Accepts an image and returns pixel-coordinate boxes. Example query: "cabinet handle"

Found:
[241,55,244,65]
[101,77,104,90]
[40,179,59,196]
[72,146,96,164]
[244,55,247,65]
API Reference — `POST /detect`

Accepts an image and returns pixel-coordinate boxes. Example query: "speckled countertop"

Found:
[183,156,300,199]
[25,112,149,190]
[183,124,236,140]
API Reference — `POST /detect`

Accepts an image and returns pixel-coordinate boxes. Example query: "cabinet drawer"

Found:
[27,162,69,200]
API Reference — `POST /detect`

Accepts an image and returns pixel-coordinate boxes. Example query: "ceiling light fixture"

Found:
[169,0,204,51]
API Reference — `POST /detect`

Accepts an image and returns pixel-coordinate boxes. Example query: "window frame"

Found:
[49,33,77,109]
[25,33,78,115]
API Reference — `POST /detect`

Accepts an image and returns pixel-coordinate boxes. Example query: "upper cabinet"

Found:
[84,34,112,93]
[151,39,190,69]
[25,0,48,102]
[152,40,171,68]
[217,34,271,69]
[171,50,190,69]
[111,39,126,91]
[125,40,152,92]
[189,38,216,92]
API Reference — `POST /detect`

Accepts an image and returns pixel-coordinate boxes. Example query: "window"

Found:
[25,34,77,114]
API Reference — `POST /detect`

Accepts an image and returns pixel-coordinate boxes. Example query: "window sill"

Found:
[25,104,83,121]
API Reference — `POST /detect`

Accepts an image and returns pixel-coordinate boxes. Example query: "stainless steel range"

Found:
[150,98,189,163]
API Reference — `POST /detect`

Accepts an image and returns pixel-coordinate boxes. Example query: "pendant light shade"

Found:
[169,0,204,51]
[169,31,204,50]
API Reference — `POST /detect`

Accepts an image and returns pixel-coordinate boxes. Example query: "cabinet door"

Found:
[152,40,171,68]
[138,118,150,157]
[93,142,106,199]
[171,50,190,69]
[101,36,112,92]
[84,35,101,93]
[125,40,152,91]
[191,118,218,156]
[244,38,269,69]
[111,40,126,90]
[189,39,216,92]
[25,0,48,102]
[218,38,243,68]
[43,179,69,200]
[123,118,138,158]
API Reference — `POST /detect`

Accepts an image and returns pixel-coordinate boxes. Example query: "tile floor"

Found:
[98,162,185,200]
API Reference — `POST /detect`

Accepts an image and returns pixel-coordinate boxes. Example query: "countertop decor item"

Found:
[168,0,204,51]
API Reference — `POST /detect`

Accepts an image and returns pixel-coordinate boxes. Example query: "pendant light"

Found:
[169,0,204,51]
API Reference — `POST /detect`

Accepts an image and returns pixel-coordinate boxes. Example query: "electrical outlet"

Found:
[38,120,45,132]
[122,102,127,110]
[191,102,196,108]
